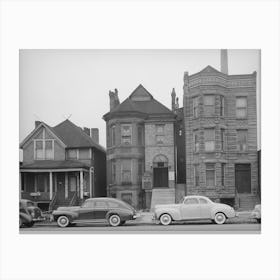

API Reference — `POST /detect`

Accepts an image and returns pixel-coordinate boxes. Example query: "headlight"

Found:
[31,212,35,218]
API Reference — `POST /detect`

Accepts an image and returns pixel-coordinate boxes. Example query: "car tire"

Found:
[257,218,261,223]
[108,214,121,227]
[120,221,126,226]
[160,214,172,226]
[26,221,34,227]
[57,216,70,228]
[19,217,23,228]
[214,212,226,225]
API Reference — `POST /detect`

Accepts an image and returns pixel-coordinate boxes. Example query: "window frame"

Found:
[121,124,132,145]
[34,138,55,160]
[221,129,226,151]
[236,96,248,119]
[220,95,225,117]
[221,163,226,187]
[194,164,199,187]
[193,96,199,118]
[193,130,200,152]
[205,163,216,187]
[203,95,215,116]
[204,128,215,152]
[237,129,248,152]
[111,125,116,147]
[121,159,132,184]
[155,124,165,145]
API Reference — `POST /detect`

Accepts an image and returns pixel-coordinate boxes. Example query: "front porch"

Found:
[20,164,94,210]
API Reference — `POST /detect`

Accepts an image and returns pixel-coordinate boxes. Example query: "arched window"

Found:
[153,154,168,168]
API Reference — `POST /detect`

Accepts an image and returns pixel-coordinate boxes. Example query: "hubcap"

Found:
[161,215,170,224]
[111,216,119,225]
[216,214,224,222]
[60,217,67,225]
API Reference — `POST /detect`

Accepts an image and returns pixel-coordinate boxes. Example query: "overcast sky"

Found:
[19,49,260,148]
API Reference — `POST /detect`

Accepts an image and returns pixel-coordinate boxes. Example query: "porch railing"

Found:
[49,192,57,211]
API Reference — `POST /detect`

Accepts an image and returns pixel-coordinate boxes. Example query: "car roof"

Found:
[184,195,209,199]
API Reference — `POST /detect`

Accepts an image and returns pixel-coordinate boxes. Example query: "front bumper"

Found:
[32,217,46,222]
[132,213,141,219]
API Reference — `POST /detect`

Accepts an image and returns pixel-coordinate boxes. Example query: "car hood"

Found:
[56,206,80,211]
[213,203,232,209]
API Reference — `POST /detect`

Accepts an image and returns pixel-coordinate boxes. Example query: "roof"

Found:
[52,119,105,151]
[20,160,91,170]
[103,84,175,120]
[20,120,105,152]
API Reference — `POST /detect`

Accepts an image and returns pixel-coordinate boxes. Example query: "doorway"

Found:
[235,164,251,193]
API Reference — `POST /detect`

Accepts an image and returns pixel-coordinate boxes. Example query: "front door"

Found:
[180,197,200,219]
[235,164,251,193]
[153,167,168,188]
[56,173,65,200]
[78,200,95,220]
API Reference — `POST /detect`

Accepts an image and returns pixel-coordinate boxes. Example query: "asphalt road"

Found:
[20,222,261,234]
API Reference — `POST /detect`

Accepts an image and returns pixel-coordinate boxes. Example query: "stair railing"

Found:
[49,192,57,211]
[69,192,77,206]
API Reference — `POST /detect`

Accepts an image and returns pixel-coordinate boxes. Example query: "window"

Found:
[221,129,225,151]
[193,96,199,118]
[156,124,165,144]
[206,163,215,187]
[204,129,215,151]
[107,201,120,208]
[236,97,247,118]
[121,124,132,145]
[199,198,209,204]
[138,126,144,145]
[35,139,54,160]
[121,160,131,183]
[67,149,78,160]
[79,148,91,160]
[111,160,116,184]
[237,130,248,151]
[204,95,215,116]
[94,201,107,208]
[221,163,226,186]
[193,130,200,152]
[194,165,199,187]
[184,198,199,205]
[220,95,225,116]
[138,159,143,182]
[111,125,116,146]
[82,200,95,208]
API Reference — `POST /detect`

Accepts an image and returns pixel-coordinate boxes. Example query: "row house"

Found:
[103,85,176,210]
[183,52,259,209]
[20,119,106,210]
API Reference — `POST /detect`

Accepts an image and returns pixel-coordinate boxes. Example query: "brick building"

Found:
[183,51,259,209]
[103,85,176,209]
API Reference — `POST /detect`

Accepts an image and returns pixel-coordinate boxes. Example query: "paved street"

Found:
[20,221,261,234]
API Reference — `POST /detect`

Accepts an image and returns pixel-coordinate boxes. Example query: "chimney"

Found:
[221,49,228,74]
[83,127,90,136]
[35,121,41,128]
[171,88,176,111]
[175,97,179,110]
[109,90,116,111]
[90,128,99,144]
[114,88,120,107]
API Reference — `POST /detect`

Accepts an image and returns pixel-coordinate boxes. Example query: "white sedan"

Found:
[154,195,237,225]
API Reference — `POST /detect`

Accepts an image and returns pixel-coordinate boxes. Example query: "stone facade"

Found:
[103,85,176,209]
[183,66,259,207]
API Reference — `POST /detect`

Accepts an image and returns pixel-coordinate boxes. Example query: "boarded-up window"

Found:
[121,124,132,145]
[79,148,90,159]
[204,129,215,151]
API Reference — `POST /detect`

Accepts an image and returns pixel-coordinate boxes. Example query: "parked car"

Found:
[251,204,261,223]
[52,197,139,228]
[19,199,45,227]
[154,195,237,225]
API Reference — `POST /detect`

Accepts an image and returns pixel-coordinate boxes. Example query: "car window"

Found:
[82,200,95,208]
[199,198,209,204]
[26,201,35,207]
[94,201,107,209]
[184,198,199,205]
[107,201,120,208]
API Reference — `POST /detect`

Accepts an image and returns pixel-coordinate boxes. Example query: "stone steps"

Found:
[150,188,175,210]
[238,194,260,210]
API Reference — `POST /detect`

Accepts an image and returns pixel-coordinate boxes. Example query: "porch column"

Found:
[89,167,93,198]
[65,173,68,199]
[49,172,53,200]
[80,170,84,199]
[19,172,22,199]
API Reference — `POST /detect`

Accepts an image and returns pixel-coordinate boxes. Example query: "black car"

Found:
[19,199,45,227]
[52,197,139,227]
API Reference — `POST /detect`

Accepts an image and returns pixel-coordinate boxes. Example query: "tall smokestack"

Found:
[171,88,176,111]
[220,49,228,74]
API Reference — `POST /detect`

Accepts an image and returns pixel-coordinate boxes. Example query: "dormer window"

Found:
[34,139,54,160]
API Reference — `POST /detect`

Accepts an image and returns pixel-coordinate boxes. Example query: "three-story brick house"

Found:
[183,59,259,209]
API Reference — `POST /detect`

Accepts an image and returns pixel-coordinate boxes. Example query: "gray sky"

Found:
[19,49,260,148]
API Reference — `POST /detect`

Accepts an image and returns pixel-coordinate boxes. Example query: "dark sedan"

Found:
[52,197,138,227]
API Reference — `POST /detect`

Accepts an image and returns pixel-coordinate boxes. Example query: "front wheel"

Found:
[57,216,70,228]
[214,212,226,225]
[160,214,172,226]
[108,214,121,227]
